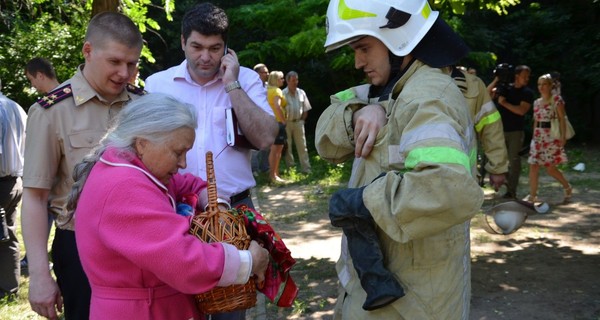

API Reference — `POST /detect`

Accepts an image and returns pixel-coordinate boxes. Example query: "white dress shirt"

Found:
[0,93,27,177]
[145,61,273,198]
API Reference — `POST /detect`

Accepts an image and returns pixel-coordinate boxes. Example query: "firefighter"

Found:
[316,0,484,318]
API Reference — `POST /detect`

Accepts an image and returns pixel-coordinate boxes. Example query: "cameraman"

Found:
[487,65,534,199]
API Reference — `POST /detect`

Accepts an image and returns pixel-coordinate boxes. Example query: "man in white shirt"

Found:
[0,77,27,298]
[145,3,277,215]
[283,71,312,173]
[146,6,277,319]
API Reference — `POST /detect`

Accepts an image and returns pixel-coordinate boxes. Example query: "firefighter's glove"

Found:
[329,186,373,229]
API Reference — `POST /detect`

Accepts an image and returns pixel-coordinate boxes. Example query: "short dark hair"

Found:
[25,57,57,80]
[85,12,143,50]
[181,2,229,44]
[515,65,531,75]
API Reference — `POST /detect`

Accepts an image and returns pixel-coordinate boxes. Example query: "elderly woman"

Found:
[66,93,268,319]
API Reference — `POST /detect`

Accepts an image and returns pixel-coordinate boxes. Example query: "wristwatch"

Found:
[224,80,242,93]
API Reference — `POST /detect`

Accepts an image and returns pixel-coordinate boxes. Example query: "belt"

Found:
[536,122,551,128]
[91,284,179,305]
[230,189,251,204]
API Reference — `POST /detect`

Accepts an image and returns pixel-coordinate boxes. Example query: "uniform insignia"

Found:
[451,68,468,94]
[37,84,74,109]
[126,83,146,96]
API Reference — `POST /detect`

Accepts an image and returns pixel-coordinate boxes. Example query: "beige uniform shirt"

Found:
[23,66,144,230]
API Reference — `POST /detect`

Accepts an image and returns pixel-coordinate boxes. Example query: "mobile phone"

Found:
[224,43,228,56]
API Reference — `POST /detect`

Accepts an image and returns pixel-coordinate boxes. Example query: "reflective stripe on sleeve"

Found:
[474,101,501,133]
[405,146,471,172]
[335,89,356,102]
[400,123,469,154]
[400,122,475,173]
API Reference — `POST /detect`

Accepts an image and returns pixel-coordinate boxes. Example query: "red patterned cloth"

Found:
[236,204,298,307]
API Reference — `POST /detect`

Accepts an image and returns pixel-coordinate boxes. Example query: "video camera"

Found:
[493,63,514,97]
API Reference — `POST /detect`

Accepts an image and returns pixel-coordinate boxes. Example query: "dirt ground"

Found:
[254,167,600,319]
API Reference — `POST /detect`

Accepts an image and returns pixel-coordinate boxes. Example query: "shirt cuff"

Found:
[234,250,252,284]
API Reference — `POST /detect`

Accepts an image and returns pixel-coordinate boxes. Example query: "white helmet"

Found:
[325,0,469,68]
[325,0,438,56]
[483,200,550,235]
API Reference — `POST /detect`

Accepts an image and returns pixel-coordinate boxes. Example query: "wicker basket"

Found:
[188,151,256,314]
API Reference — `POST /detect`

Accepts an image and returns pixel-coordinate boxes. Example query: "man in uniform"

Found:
[315,0,484,318]
[22,57,61,272]
[21,12,144,319]
[452,67,508,190]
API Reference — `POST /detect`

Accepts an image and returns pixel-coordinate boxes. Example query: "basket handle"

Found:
[205,151,219,218]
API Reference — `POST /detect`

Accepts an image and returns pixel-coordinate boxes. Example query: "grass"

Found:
[1,212,56,320]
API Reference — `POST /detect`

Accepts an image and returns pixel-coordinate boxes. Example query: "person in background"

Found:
[22,57,60,272]
[251,63,271,175]
[21,12,145,319]
[144,3,278,319]
[25,57,60,94]
[316,0,483,318]
[487,65,534,199]
[253,63,269,87]
[526,74,572,203]
[0,77,27,299]
[68,93,268,320]
[452,66,508,191]
[283,71,312,174]
[266,71,287,183]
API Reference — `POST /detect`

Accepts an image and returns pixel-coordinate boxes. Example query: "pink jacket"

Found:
[75,148,243,320]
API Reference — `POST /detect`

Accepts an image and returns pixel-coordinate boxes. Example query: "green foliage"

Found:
[0,8,86,109]
[434,0,521,15]
[0,0,175,108]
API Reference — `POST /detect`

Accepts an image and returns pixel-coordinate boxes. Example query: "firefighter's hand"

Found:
[489,173,506,191]
[353,104,386,158]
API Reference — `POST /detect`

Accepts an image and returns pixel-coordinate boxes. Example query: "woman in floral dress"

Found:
[527,74,572,203]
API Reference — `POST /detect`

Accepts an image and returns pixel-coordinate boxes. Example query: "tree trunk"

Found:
[91,0,119,17]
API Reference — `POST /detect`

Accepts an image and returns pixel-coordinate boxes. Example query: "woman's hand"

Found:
[248,240,269,283]
[559,137,567,147]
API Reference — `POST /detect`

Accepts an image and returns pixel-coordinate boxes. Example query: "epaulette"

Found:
[37,84,73,109]
[451,68,468,94]
[126,83,146,96]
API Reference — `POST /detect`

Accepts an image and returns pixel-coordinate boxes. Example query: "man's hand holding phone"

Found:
[220,44,240,84]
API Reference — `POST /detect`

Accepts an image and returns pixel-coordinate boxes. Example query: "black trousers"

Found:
[0,176,21,297]
[52,228,91,320]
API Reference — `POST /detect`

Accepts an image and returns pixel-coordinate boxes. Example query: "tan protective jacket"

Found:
[316,61,484,319]
[453,69,508,174]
